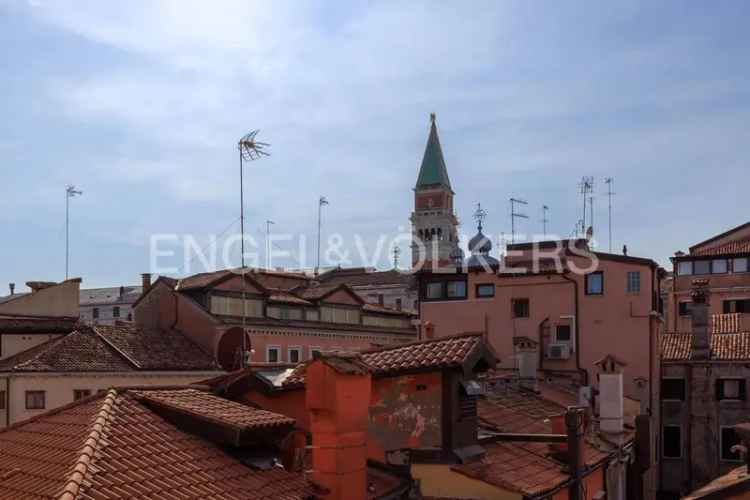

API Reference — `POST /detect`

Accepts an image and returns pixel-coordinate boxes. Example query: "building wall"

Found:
[0,279,80,318]
[661,362,750,495]
[79,304,136,325]
[410,464,516,500]
[421,256,659,401]
[0,333,63,360]
[355,284,418,312]
[0,371,223,428]
[669,260,750,332]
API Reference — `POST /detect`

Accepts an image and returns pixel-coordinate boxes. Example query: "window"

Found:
[555,325,571,342]
[395,298,402,310]
[717,378,746,401]
[288,347,302,364]
[25,391,46,410]
[266,346,281,363]
[0,390,5,410]
[92,308,99,319]
[585,272,604,295]
[679,302,692,316]
[378,294,384,306]
[627,271,641,293]
[446,280,467,298]
[723,299,750,314]
[661,378,686,401]
[310,347,322,358]
[693,260,711,275]
[734,258,749,273]
[73,389,91,401]
[476,283,495,298]
[425,282,443,299]
[721,427,743,462]
[112,306,120,318]
[306,309,320,321]
[663,426,682,459]
[512,298,530,318]
[320,306,360,324]
[677,261,693,276]
[712,259,728,274]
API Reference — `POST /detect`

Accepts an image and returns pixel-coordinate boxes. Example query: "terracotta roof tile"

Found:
[712,313,741,334]
[454,390,613,497]
[661,332,750,361]
[0,325,219,372]
[282,333,491,387]
[691,238,750,256]
[318,269,413,288]
[0,389,312,500]
[133,388,295,430]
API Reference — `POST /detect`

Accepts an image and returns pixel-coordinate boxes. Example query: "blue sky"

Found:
[1,0,749,290]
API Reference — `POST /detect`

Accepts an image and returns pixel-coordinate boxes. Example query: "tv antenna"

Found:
[578,176,594,236]
[65,185,83,279]
[542,205,550,238]
[509,198,528,244]
[237,129,270,368]
[392,245,401,269]
[605,177,615,252]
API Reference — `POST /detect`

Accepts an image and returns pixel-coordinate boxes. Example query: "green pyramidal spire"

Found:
[416,113,452,190]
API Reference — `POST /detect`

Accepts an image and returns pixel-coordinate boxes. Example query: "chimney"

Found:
[119,285,125,297]
[595,354,626,434]
[566,407,586,500]
[622,244,628,256]
[424,321,435,339]
[690,278,710,360]
[26,281,57,293]
[141,273,152,293]
[306,352,370,500]
[515,337,539,392]
[8,283,14,296]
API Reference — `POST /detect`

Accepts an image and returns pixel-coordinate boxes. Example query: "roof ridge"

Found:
[360,331,482,354]
[0,333,70,371]
[58,389,119,500]
[91,325,143,369]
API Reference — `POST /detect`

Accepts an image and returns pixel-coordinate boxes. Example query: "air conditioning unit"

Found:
[547,343,571,360]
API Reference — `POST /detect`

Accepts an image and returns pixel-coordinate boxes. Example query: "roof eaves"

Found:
[689,221,750,254]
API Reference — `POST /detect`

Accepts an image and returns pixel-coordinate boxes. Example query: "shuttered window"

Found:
[210,296,263,317]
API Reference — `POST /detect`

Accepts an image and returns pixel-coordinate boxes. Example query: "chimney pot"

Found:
[8,283,14,295]
[141,273,152,293]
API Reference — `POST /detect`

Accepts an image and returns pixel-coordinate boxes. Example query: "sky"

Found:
[1,0,750,291]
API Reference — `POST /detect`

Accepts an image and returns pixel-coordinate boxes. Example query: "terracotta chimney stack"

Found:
[424,321,435,339]
[306,352,371,500]
[141,273,152,294]
[690,278,710,360]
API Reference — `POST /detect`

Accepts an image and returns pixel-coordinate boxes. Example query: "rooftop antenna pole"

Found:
[316,196,329,275]
[65,185,82,279]
[605,177,615,252]
[542,204,550,238]
[237,130,269,368]
[578,176,594,236]
[265,219,275,269]
[392,245,401,269]
[510,198,528,244]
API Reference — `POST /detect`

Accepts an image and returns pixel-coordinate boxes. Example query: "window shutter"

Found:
[716,380,724,400]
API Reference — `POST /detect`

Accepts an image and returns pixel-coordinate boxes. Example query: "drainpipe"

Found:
[537,317,549,373]
[5,377,10,428]
[561,272,588,386]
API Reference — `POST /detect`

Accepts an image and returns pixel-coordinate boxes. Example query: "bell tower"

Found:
[410,113,461,269]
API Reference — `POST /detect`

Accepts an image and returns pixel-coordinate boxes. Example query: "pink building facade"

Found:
[418,240,663,407]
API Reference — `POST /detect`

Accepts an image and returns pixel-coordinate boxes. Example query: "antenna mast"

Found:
[65,185,83,279]
[578,176,594,236]
[265,219,275,269]
[510,198,528,244]
[542,205,550,238]
[392,246,401,269]
[237,130,269,368]
[605,177,615,252]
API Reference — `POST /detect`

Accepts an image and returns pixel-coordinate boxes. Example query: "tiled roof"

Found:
[282,333,493,388]
[0,389,313,500]
[177,269,237,290]
[134,388,295,431]
[176,268,310,292]
[713,313,741,334]
[318,268,413,288]
[691,238,750,256]
[80,286,143,306]
[661,332,750,361]
[453,389,612,497]
[95,323,219,370]
[296,283,347,301]
[362,303,415,316]
[268,290,313,306]
[0,325,220,372]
